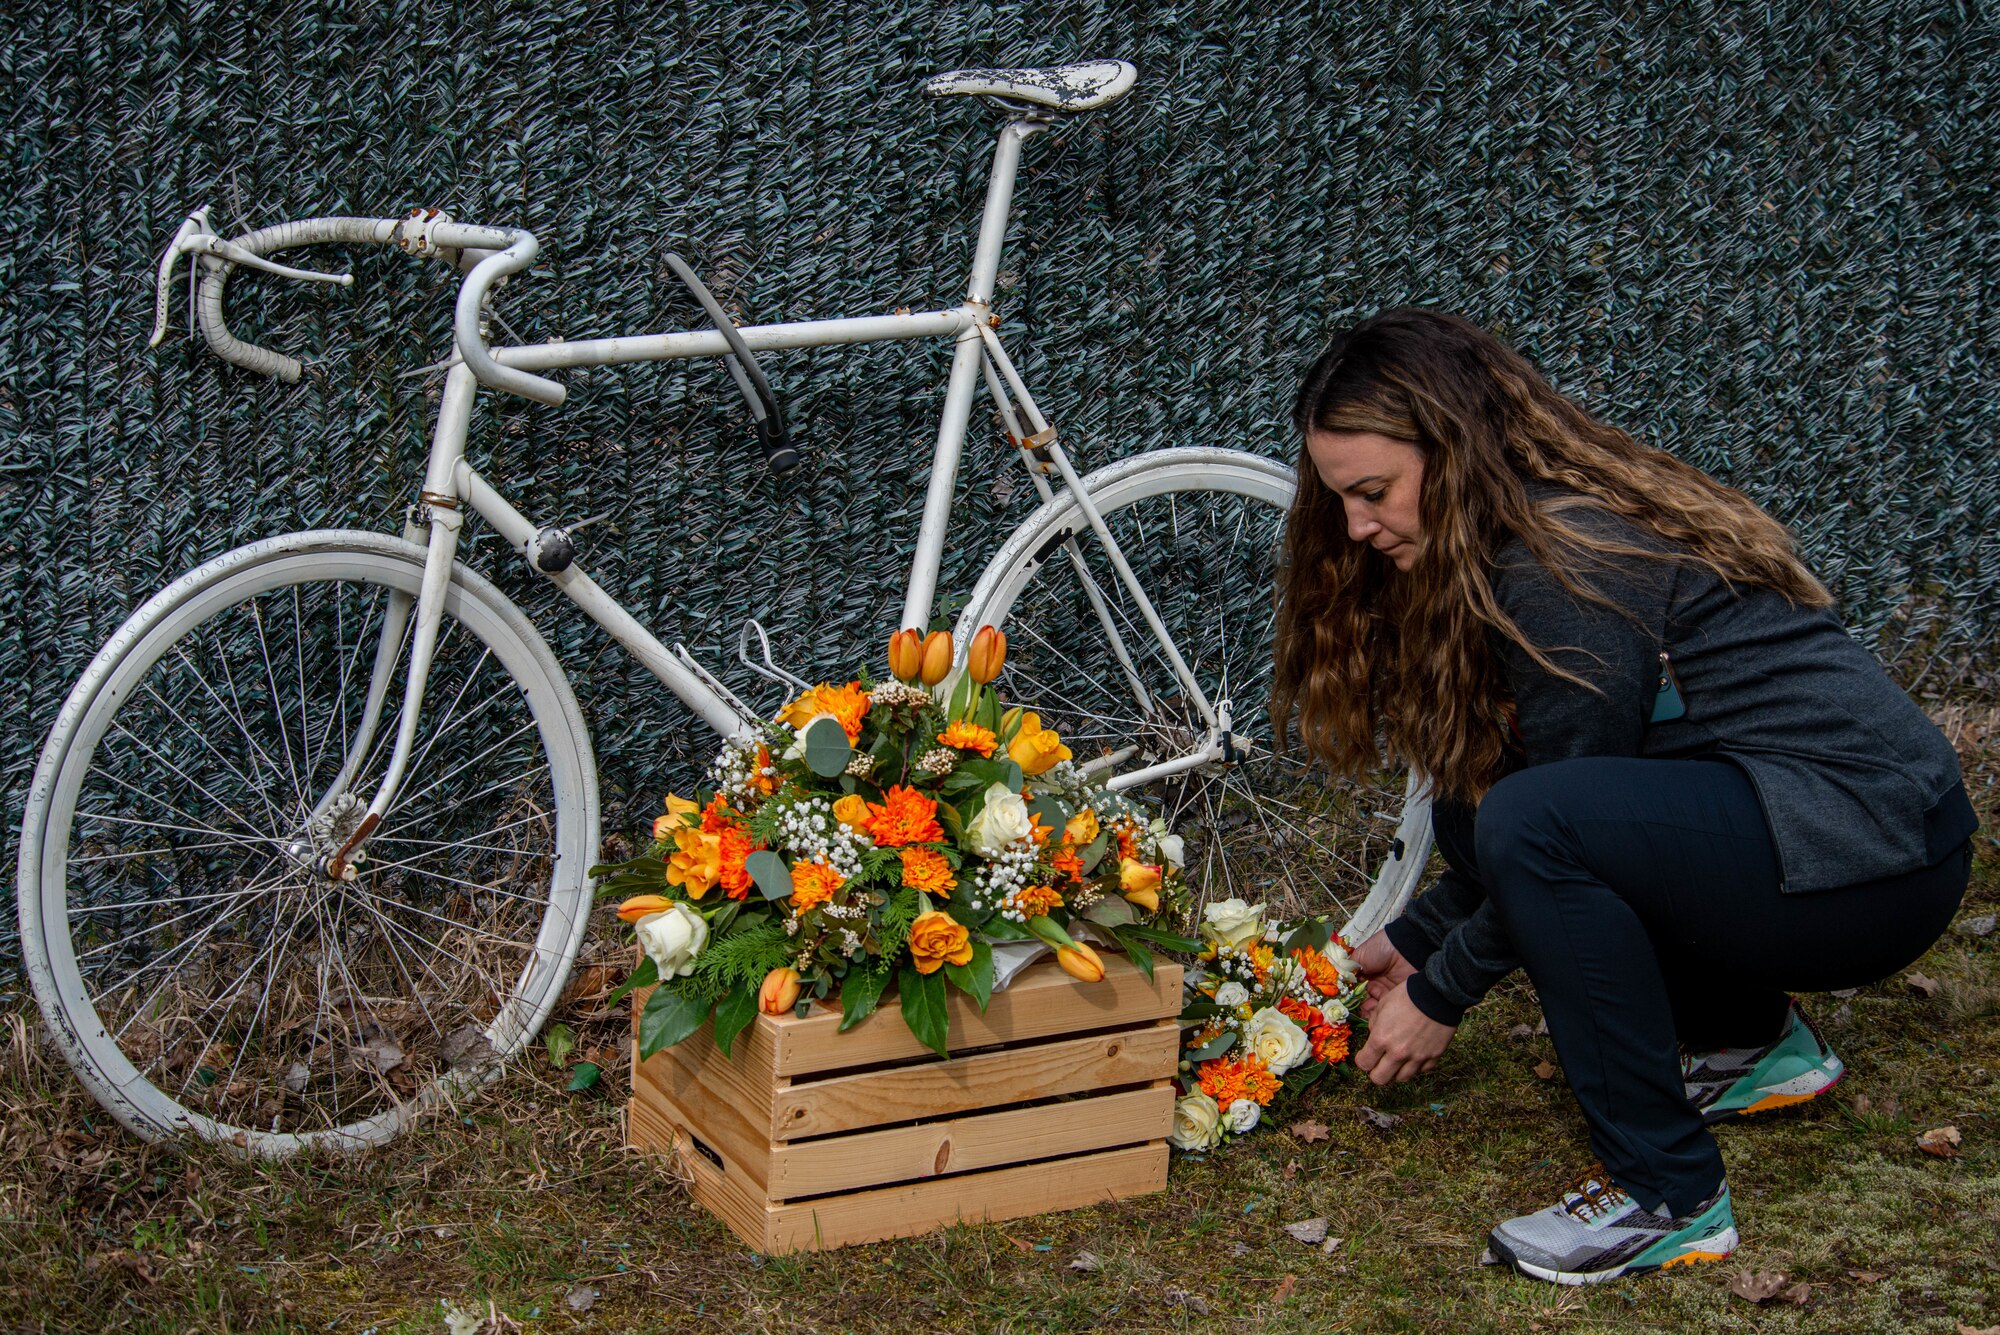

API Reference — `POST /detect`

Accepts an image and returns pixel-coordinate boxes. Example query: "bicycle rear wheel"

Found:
[16,530,598,1155]
[956,448,1430,942]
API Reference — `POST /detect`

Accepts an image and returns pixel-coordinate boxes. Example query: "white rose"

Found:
[1213,981,1250,1008]
[1324,941,1360,987]
[1157,833,1185,870]
[1200,897,1264,948]
[1320,998,1349,1026]
[1224,1098,1262,1134]
[1243,1006,1311,1076]
[965,783,1032,857]
[633,903,708,979]
[1168,1091,1223,1151]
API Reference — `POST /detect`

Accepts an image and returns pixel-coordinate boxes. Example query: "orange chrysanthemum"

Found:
[1010,883,1064,918]
[789,860,845,913]
[900,847,957,897]
[1050,844,1084,884]
[1278,996,1322,1031]
[717,824,758,900]
[866,784,944,847]
[936,721,997,757]
[1111,818,1142,862]
[1292,947,1347,998]
[1313,1023,1352,1065]
[748,743,779,796]
[1197,1053,1283,1107]
[778,681,871,743]
[700,793,739,833]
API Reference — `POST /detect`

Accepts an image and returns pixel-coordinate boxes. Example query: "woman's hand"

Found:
[1353,983,1456,1086]
[1350,931,1416,1021]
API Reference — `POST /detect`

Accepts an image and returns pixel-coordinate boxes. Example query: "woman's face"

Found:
[1305,430,1428,571]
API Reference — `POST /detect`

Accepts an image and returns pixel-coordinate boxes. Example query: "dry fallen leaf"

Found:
[565,1284,600,1312]
[1906,971,1942,998]
[1067,1252,1101,1273]
[1533,1060,1557,1080]
[1283,1158,1301,1180]
[1357,1105,1402,1131]
[1782,1281,1813,1305]
[1847,1269,1886,1283]
[1730,1269,1792,1303]
[999,1231,1034,1253]
[1852,1092,1900,1120]
[1507,1023,1535,1041]
[1283,1217,1330,1245]
[1955,1323,2000,1335]
[1918,1125,1964,1157]
[1163,1287,1211,1316]
[1320,1234,1345,1255]
[1289,1120,1330,1143]
[1958,913,1997,938]
[1272,1274,1298,1303]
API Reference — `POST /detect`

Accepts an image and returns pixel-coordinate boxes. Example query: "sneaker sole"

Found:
[1701,1066,1844,1126]
[1486,1227,1740,1286]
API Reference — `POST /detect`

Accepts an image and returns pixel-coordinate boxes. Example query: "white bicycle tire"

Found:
[956,447,1430,944]
[16,530,599,1156]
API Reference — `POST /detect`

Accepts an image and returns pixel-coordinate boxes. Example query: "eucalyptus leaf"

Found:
[745,850,793,901]
[1084,895,1137,929]
[1076,829,1111,874]
[803,716,853,778]
[638,986,711,1058]
[1027,793,1069,832]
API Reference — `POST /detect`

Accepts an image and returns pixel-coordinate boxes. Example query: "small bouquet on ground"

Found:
[1168,898,1365,1152]
[595,625,1198,1060]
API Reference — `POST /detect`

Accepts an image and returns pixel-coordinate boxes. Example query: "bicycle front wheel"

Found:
[956,448,1430,943]
[17,530,598,1155]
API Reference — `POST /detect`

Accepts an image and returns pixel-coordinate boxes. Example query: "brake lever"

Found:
[148,208,210,347]
[148,208,355,349]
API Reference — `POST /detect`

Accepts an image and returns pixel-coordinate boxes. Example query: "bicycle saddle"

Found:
[924,59,1136,113]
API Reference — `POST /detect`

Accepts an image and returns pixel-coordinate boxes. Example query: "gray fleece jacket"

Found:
[1385,499,1976,1024]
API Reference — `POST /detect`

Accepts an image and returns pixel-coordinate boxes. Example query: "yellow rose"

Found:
[652,792,701,841]
[1064,808,1100,847]
[907,910,973,975]
[667,827,722,899]
[832,792,873,834]
[1007,713,1072,776]
[1118,858,1163,913]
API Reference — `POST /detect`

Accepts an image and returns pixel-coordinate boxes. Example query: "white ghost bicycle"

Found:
[16,60,1432,1156]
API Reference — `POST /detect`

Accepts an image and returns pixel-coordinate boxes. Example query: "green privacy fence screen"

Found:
[3,2,1995,980]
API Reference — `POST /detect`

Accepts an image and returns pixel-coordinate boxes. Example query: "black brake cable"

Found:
[662,252,798,475]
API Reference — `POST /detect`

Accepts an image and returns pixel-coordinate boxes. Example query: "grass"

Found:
[5,761,1997,1332]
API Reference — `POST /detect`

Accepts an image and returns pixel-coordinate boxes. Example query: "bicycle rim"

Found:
[957,449,1430,941]
[17,531,597,1155]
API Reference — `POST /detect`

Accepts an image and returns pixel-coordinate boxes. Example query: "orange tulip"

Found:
[967,624,1007,683]
[616,893,674,923]
[919,630,953,686]
[887,628,923,682]
[758,966,803,1015]
[1056,941,1106,983]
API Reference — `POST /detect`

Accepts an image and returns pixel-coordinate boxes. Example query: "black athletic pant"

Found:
[1430,756,1968,1218]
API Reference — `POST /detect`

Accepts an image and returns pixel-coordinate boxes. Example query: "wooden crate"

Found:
[628,955,1182,1254]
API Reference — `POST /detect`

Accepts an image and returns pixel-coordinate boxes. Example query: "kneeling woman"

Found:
[1272,309,1975,1285]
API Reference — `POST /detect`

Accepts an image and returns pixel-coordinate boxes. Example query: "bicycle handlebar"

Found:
[154,209,565,405]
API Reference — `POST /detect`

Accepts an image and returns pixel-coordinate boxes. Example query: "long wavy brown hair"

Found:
[1271,308,1830,800]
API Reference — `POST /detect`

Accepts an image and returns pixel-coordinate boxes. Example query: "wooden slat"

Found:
[765,957,1182,1076]
[629,1037,773,1189]
[767,1082,1172,1199]
[773,1020,1178,1140]
[629,1099,778,1253]
[762,1142,1169,1253]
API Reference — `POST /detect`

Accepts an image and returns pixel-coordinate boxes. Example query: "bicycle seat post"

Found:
[965,116,1049,308]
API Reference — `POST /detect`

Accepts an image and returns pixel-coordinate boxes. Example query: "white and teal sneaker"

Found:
[1485,1169,1738,1285]
[1682,1004,1844,1125]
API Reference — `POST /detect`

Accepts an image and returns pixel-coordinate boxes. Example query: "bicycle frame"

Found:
[320,115,1226,876]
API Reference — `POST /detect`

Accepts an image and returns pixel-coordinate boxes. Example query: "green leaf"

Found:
[1186,1029,1237,1062]
[712,984,759,1058]
[839,965,893,1032]
[1123,923,1202,953]
[746,851,793,901]
[1076,829,1112,874]
[706,899,743,937]
[1024,915,1077,949]
[565,1062,602,1092]
[1179,999,1226,1023]
[977,686,1000,731]
[1113,930,1155,981]
[1084,895,1136,929]
[1282,1060,1328,1093]
[638,986,712,1058]
[981,916,1032,941]
[947,671,973,721]
[590,854,668,885]
[605,954,658,1006]
[936,799,964,843]
[1284,918,1333,954]
[897,964,950,1057]
[1027,793,1069,833]
[944,940,994,1010]
[804,716,853,777]
[543,1022,576,1068]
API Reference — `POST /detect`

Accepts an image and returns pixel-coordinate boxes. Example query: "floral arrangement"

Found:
[1167,898,1365,1151]
[596,626,1197,1060]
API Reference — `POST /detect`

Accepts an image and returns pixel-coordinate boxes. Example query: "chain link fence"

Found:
[4,1,1996,985]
